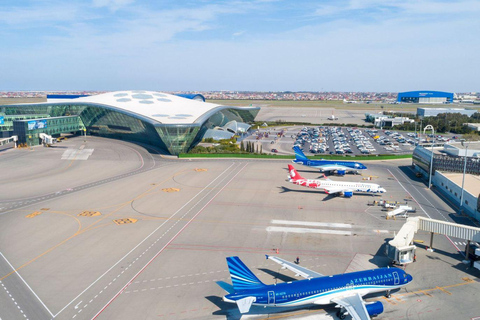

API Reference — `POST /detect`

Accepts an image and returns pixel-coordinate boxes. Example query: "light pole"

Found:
[459,139,469,214]
[423,125,435,189]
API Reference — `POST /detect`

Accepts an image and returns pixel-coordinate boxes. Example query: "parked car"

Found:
[271,148,278,153]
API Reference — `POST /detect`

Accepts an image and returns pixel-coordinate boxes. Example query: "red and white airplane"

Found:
[287,164,386,198]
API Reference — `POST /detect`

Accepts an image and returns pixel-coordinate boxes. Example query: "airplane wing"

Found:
[266,255,323,279]
[324,187,348,195]
[332,293,371,320]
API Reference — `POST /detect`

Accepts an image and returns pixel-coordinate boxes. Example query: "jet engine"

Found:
[342,190,353,198]
[336,170,346,176]
[365,301,384,317]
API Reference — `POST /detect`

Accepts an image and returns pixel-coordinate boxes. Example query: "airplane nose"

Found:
[406,274,413,283]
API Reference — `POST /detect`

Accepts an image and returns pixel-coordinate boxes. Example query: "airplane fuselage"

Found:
[291,178,385,194]
[224,268,411,308]
[293,159,366,171]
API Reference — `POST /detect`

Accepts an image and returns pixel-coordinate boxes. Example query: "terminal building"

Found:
[0,91,259,155]
[412,143,480,221]
[398,91,453,104]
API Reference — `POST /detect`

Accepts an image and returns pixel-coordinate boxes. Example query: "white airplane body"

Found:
[288,164,386,197]
[328,111,338,120]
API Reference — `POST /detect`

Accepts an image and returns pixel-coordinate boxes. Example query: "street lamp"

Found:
[423,125,435,189]
[459,139,469,214]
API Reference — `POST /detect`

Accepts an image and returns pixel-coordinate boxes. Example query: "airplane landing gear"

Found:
[336,308,347,319]
[385,290,391,298]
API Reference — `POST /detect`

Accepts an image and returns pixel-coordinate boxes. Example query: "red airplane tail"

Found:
[288,164,304,181]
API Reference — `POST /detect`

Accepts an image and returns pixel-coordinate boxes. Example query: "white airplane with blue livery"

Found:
[293,146,367,175]
[219,255,412,319]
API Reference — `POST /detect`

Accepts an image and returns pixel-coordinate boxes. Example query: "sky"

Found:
[0,0,479,92]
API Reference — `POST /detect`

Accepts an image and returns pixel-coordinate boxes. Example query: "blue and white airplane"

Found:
[293,146,367,175]
[219,255,412,320]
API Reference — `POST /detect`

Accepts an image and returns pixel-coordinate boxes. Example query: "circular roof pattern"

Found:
[60,90,257,125]
[132,94,154,100]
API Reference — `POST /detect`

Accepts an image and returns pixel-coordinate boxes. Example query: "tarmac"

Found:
[0,136,479,320]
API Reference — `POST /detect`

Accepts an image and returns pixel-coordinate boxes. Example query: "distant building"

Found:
[374,116,414,128]
[417,107,477,117]
[464,123,480,132]
[443,141,480,157]
[398,91,453,104]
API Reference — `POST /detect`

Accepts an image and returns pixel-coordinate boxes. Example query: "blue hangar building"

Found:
[0,91,259,155]
[397,91,454,104]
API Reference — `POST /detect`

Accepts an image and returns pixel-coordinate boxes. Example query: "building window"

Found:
[455,192,457,197]
[465,200,469,205]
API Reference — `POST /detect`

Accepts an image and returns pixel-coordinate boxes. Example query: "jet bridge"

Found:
[386,216,480,267]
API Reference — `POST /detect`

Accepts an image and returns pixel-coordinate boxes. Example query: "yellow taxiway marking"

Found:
[25,211,42,218]
[436,286,452,295]
[40,208,50,211]
[194,168,207,172]
[113,218,138,225]
[162,187,180,192]
[77,211,101,217]
[0,167,205,281]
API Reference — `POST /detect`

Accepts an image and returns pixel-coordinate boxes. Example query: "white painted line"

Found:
[74,301,82,309]
[0,252,54,317]
[373,230,389,233]
[54,162,237,318]
[271,220,352,228]
[91,163,248,319]
[266,226,352,235]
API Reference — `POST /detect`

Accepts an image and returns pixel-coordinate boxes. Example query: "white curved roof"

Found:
[49,91,224,124]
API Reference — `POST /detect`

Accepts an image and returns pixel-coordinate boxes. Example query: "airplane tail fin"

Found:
[226,257,266,291]
[293,146,308,161]
[288,164,304,181]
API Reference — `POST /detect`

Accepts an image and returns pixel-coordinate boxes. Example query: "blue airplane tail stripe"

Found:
[293,146,308,161]
[226,257,266,291]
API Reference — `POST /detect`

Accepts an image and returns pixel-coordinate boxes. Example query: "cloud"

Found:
[232,30,245,37]
[92,0,135,11]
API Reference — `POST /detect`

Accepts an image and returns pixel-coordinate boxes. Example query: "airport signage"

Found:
[0,116,4,125]
[28,119,47,130]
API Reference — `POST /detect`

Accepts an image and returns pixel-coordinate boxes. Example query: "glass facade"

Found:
[14,116,85,146]
[0,103,259,155]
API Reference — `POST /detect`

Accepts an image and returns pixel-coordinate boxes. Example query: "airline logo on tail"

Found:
[288,164,303,181]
